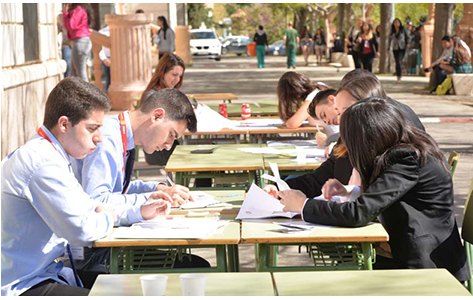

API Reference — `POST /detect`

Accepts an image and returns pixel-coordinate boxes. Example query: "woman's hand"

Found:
[263,184,279,199]
[321,179,348,200]
[315,132,328,147]
[279,190,307,213]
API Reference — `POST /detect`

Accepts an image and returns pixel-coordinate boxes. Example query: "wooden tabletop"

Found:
[241,218,389,244]
[93,219,240,248]
[189,93,238,102]
[273,269,471,296]
[89,272,275,296]
[263,154,323,170]
[165,144,265,172]
[182,125,318,136]
[207,100,278,116]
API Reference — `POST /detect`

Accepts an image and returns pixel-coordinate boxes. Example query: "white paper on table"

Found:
[236,183,299,219]
[261,162,290,191]
[235,118,285,127]
[113,219,229,239]
[273,220,332,231]
[179,191,232,209]
[194,104,237,132]
[312,195,345,203]
[267,140,319,147]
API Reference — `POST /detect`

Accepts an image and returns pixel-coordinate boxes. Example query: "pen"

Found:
[166,175,174,186]
[316,124,321,133]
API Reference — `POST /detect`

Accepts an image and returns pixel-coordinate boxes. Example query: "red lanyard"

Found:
[37,127,57,151]
[118,112,127,173]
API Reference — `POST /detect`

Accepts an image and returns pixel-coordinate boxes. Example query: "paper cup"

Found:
[140,275,168,296]
[180,274,207,296]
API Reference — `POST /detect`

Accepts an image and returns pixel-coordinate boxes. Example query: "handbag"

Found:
[435,77,453,95]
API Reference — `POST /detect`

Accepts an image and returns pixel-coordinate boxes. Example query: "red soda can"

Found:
[241,103,251,120]
[218,103,228,118]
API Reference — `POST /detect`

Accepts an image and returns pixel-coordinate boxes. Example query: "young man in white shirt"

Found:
[1,77,171,296]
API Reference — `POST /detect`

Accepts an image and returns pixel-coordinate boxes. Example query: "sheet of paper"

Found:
[261,162,290,191]
[112,219,229,239]
[273,220,332,231]
[179,191,232,209]
[194,104,237,131]
[236,184,299,219]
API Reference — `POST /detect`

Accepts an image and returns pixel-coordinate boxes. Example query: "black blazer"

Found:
[286,98,425,197]
[302,148,470,281]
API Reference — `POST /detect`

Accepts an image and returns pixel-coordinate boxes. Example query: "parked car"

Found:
[190,29,222,61]
[267,40,286,56]
[221,36,252,56]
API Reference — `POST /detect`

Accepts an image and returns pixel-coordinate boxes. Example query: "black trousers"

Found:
[393,49,406,78]
[359,52,375,72]
[349,50,362,69]
[432,65,447,89]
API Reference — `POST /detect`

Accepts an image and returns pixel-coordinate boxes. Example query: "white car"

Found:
[190,29,222,61]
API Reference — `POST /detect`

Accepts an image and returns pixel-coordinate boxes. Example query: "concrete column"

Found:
[175,25,192,65]
[421,4,435,77]
[456,3,473,64]
[106,13,153,110]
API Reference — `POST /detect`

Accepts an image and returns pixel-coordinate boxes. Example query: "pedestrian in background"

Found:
[390,18,409,84]
[154,16,175,59]
[62,3,94,82]
[57,14,71,78]
[283,22,299,69]
[253,25,268,68]
[356,21,379,72]
[300,26,313,66]
[314,28,326,65]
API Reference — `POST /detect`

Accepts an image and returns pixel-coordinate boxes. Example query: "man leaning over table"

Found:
[1,77,171,296]
[71,88,211,270]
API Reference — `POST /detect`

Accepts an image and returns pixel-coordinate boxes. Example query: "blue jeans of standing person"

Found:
[101,62,110,93]
[286,45,296,68]
[71,37,92,82]
[256,45,266,68]
[61,46,72,77]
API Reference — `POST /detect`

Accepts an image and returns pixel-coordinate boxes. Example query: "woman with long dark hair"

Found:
[277,71,338,146]
[278,98,470,282]
[154,16,175,59]
[140,53,185,165]
[439,36,472,74]
[313,28,326,65]
[390,18,409,83]
[300,26,313,66]
[62,3,94,81]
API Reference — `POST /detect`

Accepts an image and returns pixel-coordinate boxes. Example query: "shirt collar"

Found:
[121,111,135,151]
[39,125,72,165]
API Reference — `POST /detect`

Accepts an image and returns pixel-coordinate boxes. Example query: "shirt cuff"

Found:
[300,198,310,222]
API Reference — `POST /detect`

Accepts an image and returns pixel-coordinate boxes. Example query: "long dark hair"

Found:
[340,98,447,190]
[452,36,471,65]
[158,16,169,40]
[277,71,328,121]
[390,18,404,36]
[140,53,185,104]
[70,4,94,27]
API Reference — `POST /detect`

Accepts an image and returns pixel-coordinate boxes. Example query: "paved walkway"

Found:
[136,54,473,271]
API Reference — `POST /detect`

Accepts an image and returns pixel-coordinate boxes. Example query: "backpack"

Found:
[435,77,453,95]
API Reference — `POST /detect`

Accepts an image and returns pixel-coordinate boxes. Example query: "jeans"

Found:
[61,46,72,77]
[101,62,110,93]
[256,45,266,68]
[71,37,92,82]
[286,46,296,68]
[393,49,406,79]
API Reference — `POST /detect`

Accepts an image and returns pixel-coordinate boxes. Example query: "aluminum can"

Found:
[218,103,228,118]
[241,103,251,120]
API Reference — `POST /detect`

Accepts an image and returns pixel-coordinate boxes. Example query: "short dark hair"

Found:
[339,68,374,86]
[442,35,451,42]
[43,77,111,130]
[337,73,388,101]
[135,9,144,13]
[139,88,197,133]
[308,88,337,119]
[258,25,263,30]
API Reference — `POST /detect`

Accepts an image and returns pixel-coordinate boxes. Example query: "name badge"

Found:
[70,246,84,260]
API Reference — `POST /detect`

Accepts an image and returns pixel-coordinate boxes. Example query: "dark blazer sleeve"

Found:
[286,138,353,197]
[302,149,420,227]
[388,98,425,131]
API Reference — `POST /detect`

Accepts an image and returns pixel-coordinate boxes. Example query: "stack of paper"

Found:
[236,183,299,219]
[194,104,237,131]
[180,191,232,209]
[113,219,229,239]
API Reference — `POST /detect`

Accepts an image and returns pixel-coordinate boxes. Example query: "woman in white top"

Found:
[277,71,339,146]
[154,16,175,59]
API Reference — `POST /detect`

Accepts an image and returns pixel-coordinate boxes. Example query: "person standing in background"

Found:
[356,21,379,72]
[57,14,71,78]
[154,16,175,59]
[314,28,326,66]
[253,25,269,68]
[389,18,409,84]
[283,22,299,69]
[98,26,111,94]
[63,3,94,82]
[300,26,313,66]
[347,19,363,69]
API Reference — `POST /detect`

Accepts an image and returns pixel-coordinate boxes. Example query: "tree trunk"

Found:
[309,10,316,37]
[379,3,394,74]
[323,12,332,59]
[430,3,456,85]
[337,3,345,37]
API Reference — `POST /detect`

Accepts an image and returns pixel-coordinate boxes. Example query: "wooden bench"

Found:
[447,74,473,96]
[188,93,238,103]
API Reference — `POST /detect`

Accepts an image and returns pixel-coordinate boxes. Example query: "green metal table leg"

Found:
[362,242,373,270]
[109,247,119,274]
[215,245,228,272]
[175,172,183,185]
[269,245,278,267]
[255,244,269,272]
[227,245,240,272]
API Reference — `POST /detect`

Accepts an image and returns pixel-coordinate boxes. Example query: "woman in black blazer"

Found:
[279,98,470,282]
[355,21,379,72]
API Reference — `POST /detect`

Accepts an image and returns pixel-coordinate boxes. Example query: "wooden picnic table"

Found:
[188,93,238,103]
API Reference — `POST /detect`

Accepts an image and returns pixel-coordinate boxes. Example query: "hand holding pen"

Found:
[156,175,194,207]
